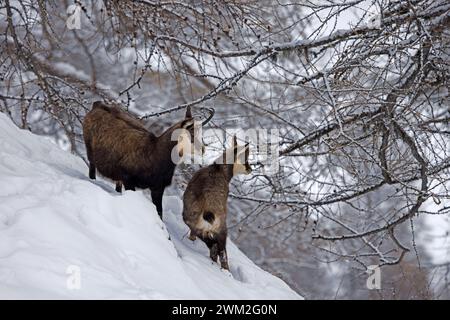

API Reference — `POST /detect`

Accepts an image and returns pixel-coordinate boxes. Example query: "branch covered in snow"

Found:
[1,0,449,272]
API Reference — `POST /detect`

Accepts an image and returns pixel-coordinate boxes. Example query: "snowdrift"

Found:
[0,113,300,299]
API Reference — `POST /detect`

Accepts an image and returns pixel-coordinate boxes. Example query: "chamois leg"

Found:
[115,181,123,193]
[89,163,96,180]
[151,188,164,219]
[210,243,219,263]
[85,140,96,180]
[202,237,219,263]
[188,230,197,241]
[217,234,229,270]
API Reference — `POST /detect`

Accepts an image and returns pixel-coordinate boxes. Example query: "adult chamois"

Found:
[183,135,251,270]
[83,101,214,219]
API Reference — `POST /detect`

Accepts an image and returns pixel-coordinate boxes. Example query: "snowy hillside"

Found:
[0,113,300,300]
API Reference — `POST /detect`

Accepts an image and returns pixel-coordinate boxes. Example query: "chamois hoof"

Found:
[188,232,197,241]
[220,263,230,271]
[88,164,96,180]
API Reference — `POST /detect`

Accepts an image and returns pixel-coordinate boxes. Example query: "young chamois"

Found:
[183,136,252,270]
[83,101,213,219]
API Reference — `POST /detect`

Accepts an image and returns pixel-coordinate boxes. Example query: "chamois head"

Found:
[215,135,252,176]
[175,106,195,158]
[172,106,214,163]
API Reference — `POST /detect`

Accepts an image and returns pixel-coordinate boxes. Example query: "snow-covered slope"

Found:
[0,113,300,300]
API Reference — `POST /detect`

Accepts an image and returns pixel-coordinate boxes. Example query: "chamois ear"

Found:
[244,142,250,160]
[232,135,238,148]
[232,135,240,162]
[185,106,192,119]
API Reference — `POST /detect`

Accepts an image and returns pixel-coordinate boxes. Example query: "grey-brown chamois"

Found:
[182,135,251,270]
[82,101,213,219]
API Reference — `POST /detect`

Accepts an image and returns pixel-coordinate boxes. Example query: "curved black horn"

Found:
[200,107,215,126]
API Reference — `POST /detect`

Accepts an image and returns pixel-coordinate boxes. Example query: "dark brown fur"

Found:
[182,136,251,270]
[83,101,197,219]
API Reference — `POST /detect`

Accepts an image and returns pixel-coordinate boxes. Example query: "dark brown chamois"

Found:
[83,101,213,219]
[182,135,251,270]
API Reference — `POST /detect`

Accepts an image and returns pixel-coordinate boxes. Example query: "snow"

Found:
[0,113,300,300]
[423,203,450,266]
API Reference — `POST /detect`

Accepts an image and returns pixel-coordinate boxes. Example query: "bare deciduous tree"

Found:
[1,0,449,296]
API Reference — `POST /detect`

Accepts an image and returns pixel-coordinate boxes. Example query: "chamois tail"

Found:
[203,211,215,224]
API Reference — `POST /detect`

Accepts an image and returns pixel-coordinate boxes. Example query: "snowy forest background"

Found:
[1,0,449,299]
